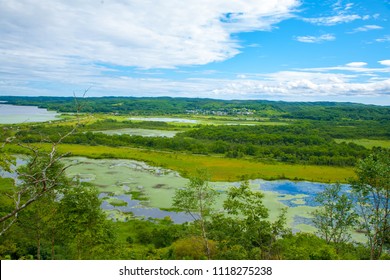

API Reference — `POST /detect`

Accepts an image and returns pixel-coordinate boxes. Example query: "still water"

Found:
[0,103,59,124]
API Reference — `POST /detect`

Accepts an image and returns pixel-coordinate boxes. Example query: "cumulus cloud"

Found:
[345,62,367,68]
[379,60,390,67]
[1,0,389,104]
[211,72,390,98]
[295,34,335,43]
[0,0,299,69]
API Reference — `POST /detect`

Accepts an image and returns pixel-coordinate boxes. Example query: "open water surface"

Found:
[0,103,59,124]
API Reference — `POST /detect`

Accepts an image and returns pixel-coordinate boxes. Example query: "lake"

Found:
[0,103,59,124]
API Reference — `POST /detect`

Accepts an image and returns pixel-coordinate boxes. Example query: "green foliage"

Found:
[350,148,390,259]
[0,153,15,173]
[274,233,339,260]
[172,169,218,259]
[17,151,69,193]
[311,183,358,245]
[210,181,289,259]
[173,170,218,218]
[56,184,118,259]
[172,236,216,260]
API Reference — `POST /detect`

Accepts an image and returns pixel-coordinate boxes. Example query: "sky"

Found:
[0,0,389,105]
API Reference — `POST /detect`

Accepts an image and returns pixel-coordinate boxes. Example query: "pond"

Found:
[62,157,338,232]
[0,103,59,124]
[2,156,366,240]
[95,128,179,138]
[128,117,198,124]
[2,156,359,235]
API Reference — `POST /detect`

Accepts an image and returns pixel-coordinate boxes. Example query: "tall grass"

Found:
[3,143,354,183]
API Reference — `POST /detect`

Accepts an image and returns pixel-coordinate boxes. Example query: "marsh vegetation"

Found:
[1,97,389,259]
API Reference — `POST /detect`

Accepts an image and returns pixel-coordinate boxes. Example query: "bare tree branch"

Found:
[0,90,90,236]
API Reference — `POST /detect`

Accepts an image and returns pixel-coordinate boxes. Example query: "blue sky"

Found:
[0,0,389,105]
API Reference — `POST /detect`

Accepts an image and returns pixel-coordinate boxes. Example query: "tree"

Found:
[172,169,218,259]
[311,183,358,246]
[56,184,117,259]
[0,90,88,236]
[210,180,289,259]
[0,149,71,236]
[350,149,390,259]
[17,191,60,260]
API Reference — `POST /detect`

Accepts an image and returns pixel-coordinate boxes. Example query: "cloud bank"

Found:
[0,0,299,69]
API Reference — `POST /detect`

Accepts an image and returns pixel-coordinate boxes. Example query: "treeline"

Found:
[1,96,390,121]
[13,122,369,166]
[312,120,390,139]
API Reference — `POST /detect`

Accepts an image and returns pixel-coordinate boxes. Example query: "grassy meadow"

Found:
[4,143,355,183]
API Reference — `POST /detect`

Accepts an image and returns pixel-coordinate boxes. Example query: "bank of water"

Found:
[0,103,59,124]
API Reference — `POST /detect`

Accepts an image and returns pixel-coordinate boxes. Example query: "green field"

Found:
[335,138,390,149]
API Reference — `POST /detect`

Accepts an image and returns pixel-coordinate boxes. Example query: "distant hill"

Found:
[1,96,389,121]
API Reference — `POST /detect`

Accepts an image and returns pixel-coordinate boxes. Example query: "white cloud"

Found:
[1,1,389,104]
[345,62,367,68]
[211,72,390,98]
[351,25,383,33]
[303,14,364,26]
[295,34,335,43]
[303,2,370,26]
[379,60,390,67]
[301,62,390,74]
[0,0,300,69]
[376,35,390,43]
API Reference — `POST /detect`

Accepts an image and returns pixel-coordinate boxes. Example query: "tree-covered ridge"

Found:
[1,96,390,121]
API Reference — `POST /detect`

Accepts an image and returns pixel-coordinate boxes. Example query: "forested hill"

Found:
[1,96,389,121]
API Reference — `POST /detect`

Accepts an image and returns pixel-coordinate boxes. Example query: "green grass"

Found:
[335,139,390,149]
[3,143,355,183]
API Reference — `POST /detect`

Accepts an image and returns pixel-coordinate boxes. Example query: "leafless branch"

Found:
[0,90,90,235]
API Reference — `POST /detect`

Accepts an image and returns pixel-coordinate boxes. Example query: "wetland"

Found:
[1,96,389,259]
